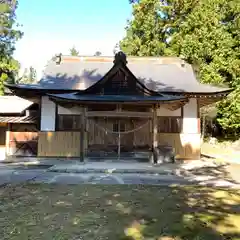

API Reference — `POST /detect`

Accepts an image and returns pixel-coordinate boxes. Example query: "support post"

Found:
[153,105,158,148]
[151,104,158,163]
[5,123,11,157]
[84,108,88,162]
[80,107,86,162]
[117,119,121,160]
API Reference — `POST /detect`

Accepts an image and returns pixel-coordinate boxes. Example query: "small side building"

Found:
[5,52,231,161]
[0,96,38,160]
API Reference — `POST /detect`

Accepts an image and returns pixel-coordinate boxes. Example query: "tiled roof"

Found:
[48,92,186,102]
[0,96,34,114]
[0,115,37,123]
[5,54,230,94]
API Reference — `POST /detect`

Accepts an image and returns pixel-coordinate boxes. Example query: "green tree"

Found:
[19,66,37,84]
[28,66,37,83]
[19,68,28,83]
[69,46,79,56]
[94,51,102,56]
[217,88,240,137]
[121,0,240,135]
[0,0,23,95]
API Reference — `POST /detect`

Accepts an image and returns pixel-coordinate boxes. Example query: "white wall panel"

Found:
[182,98,198,134]
[40,96,56,131]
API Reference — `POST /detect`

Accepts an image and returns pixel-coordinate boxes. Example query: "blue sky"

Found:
[14,0,132,78]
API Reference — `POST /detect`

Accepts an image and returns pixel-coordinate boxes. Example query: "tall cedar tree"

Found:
[94,51,102,56]
[0,0,23,95]
[120,0,240,135]
[19,66,37,84]
[69,46,79,56]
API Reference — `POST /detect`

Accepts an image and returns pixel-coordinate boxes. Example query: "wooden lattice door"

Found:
[87,117,151,158]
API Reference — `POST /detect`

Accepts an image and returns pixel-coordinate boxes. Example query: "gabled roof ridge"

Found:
[61,54,114,58]
[61,54,182,59]
[59,54,185,64]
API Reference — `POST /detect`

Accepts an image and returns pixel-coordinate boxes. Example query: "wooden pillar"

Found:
[84,108,88,161]
[152,104,158,148]
[151,104,158,163]
[5,123,11,157]
[80,108,86,162]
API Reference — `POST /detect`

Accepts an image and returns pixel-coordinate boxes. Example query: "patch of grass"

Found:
[201,142,240,159]
[201,142,230,156]
[0,184,239,240]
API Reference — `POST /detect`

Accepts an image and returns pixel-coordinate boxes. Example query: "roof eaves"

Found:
[0,96,34,114]
[159,89,232,96]
[4,83,82,95]
[47,92,187,102]
[0,115,37,123]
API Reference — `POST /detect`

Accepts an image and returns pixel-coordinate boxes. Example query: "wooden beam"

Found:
[87,111,153,118]
[199,98,221,108]
[161,99,189,111]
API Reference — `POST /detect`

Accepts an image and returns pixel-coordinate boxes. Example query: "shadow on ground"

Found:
[187,163,240,185]
[0,184,239,240]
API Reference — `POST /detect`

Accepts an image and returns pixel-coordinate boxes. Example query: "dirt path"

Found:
[226,164,240,183]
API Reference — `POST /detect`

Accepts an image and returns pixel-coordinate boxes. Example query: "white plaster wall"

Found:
[182,98,198,134]
[58,105,82,115]
[157,107,181,116]
[40,96,56,131]
[0,146,5,161]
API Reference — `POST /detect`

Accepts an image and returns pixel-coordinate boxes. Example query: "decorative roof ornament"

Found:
[114,51,128,65]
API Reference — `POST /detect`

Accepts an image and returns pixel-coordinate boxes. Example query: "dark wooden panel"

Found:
[0,126,6,146]
[11,123,38,132]
[9,131,38,156]
[158,117,183,133]
[57,115,82,131]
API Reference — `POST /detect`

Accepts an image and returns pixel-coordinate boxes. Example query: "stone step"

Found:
[87,151,151,157]
[86,151,151,162]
